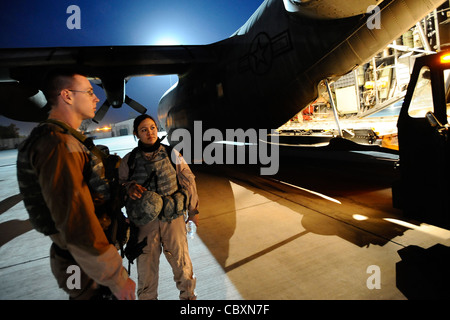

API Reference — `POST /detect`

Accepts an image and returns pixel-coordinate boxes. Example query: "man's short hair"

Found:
[41,68,87,106]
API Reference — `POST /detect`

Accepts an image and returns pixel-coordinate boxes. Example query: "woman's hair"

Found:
[133,114,157,135]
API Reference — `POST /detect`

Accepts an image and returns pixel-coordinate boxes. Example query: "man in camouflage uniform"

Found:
[16,69,135,300]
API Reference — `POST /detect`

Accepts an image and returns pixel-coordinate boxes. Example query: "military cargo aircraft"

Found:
[0,0,446,141]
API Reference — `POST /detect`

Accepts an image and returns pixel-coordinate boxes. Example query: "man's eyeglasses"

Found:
[68,89,96,97]
[58,89,96,97]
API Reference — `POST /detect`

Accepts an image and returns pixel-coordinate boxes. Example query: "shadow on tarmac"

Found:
[191,141,450,299]
[0,193,32,247]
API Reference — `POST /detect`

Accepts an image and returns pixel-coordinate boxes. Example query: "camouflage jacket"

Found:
[16,121,128,294]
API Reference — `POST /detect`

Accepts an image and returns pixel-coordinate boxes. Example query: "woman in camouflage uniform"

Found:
[119,114,199,300]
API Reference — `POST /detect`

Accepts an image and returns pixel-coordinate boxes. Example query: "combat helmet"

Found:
[126,190,163,225]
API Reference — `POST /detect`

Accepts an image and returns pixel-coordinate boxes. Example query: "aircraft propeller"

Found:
[92,79,147,123]
[92,94,147,123]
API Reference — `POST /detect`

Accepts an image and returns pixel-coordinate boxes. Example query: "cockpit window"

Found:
[408,66,433,118]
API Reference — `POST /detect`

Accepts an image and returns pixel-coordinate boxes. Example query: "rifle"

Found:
[123,222,147,274]
[99,146,129,252]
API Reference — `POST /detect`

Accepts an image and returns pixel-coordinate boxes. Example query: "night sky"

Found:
[0,0,264,135]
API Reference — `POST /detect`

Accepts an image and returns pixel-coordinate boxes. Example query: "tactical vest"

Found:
[130,147,178,196]
[125,145,188,224]
[16,122,112,235]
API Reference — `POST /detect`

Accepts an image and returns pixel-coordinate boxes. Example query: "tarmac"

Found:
[1,135,450,300]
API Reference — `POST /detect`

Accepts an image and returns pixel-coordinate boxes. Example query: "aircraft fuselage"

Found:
[158,0,445,142]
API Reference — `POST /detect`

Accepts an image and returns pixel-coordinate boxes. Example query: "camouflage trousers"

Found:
[136,215,196,300]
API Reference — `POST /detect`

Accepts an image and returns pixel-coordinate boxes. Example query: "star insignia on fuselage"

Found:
[238,31,292,75]
[249,33,272,74]
[250,35,272,71]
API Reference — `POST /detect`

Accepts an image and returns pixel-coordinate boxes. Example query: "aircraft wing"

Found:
[0,45,217,122]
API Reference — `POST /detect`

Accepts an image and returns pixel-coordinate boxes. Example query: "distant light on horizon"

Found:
[154,36,182,45]
[95,126,111,132]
